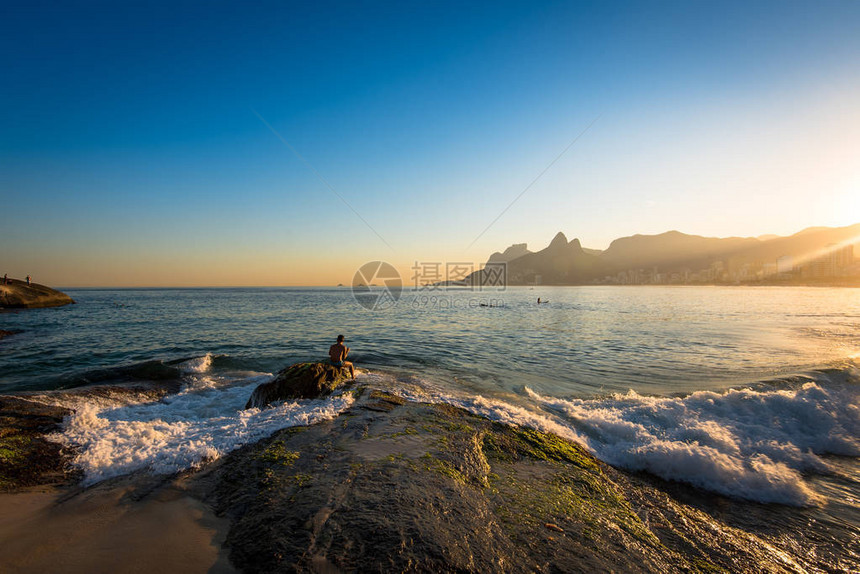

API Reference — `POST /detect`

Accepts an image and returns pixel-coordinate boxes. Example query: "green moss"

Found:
[388,426,419,439]
[432,403,463,417]
[368,390,406,404]
[499,470,657,544]
[482,425,660,547]
[291,474,313,487]
[0,435,29,463]
[512,427,599,470]
[441,421,473,433]
[257,440,300,467]
[483,425,599,471]
[0,435,30,487]
[420,452,468,485]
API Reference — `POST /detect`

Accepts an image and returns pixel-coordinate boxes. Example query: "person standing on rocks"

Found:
[26,275,31,286]
[328,334,355,379]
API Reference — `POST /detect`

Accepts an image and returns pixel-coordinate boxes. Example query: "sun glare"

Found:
[831,188,860,225]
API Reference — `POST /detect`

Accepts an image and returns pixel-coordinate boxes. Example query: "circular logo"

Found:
[352,261,402,310]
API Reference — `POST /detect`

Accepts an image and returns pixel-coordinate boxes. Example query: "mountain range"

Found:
[466,223,860,286]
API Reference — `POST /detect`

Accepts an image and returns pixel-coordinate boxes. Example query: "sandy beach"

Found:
[0,477,234,573]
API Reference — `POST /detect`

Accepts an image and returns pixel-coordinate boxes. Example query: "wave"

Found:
[386,365,860,507]
[41,354,860,505]
[177,353,213,374]
[52,359,184,390]
[524,368,860,506]
[49,370,356,485]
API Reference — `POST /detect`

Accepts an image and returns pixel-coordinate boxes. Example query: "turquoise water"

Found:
[1,286,858,568]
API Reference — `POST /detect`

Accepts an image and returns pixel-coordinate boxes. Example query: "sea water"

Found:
[1,286,858,563]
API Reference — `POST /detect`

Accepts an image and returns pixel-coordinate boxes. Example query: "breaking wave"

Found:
[43,352,860,506]
[50,365,356,485]
[524,368,860,506]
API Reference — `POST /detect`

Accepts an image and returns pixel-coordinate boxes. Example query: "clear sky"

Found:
[2,0,859,286]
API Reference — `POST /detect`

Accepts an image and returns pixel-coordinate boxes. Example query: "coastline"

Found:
[2,382,855,572]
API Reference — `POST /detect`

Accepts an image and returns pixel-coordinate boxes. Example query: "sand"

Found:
[0,477,235,574]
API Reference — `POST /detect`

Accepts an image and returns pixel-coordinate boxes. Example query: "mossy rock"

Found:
[245,362,352,408]
[0,396,72,490]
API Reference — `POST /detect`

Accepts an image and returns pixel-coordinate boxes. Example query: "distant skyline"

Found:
[2,1,859,286]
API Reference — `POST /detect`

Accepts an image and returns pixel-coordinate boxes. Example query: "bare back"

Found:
[329,343,347,362]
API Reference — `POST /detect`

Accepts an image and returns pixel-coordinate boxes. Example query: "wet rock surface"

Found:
[0,383,183,491]
[208,390,811,573]
[245,362,352,409]
[0,396,73,490]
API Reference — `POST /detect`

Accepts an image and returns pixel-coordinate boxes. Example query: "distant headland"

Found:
[466,223,860,287]
[0,278,75,309]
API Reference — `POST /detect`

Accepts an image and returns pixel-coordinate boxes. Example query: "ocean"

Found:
[1,286,858,567]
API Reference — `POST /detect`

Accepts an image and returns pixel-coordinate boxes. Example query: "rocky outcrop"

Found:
[210,390,808,573]
[0,279,75,309]
[0,396,73,490]
[245,362,352,409]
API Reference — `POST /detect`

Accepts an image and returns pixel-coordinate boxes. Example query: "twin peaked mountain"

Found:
[464,223,860,285]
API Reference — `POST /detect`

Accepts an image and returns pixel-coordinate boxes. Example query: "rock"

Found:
[0,330,14,340]
[0,279,75,309]
[209,393,805,573]
[0,396,74,490]
[245,362,352,409]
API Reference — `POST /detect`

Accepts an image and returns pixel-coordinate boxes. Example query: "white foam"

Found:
[394,384,587,445]
[51,374,355,485]
[178,353,213,374]
[525,376,860,506]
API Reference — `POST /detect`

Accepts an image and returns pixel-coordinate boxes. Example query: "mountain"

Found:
[599,231,759,272]
[486,243,531,264]
[471,223,860,286]
[468,232,607,285]
[724,223,860,266]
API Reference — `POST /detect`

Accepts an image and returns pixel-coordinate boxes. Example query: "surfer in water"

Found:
[329,334,355,378]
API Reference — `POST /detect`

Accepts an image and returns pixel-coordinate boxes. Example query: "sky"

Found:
[2,0,859,286]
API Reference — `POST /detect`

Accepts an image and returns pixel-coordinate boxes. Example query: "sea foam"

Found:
[525,372,860,506]
[52,371,355,485]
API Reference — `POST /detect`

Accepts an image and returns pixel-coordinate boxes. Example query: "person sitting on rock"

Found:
[328,334,355,378]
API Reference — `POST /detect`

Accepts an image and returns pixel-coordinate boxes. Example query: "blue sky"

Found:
[2,1,859,285]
